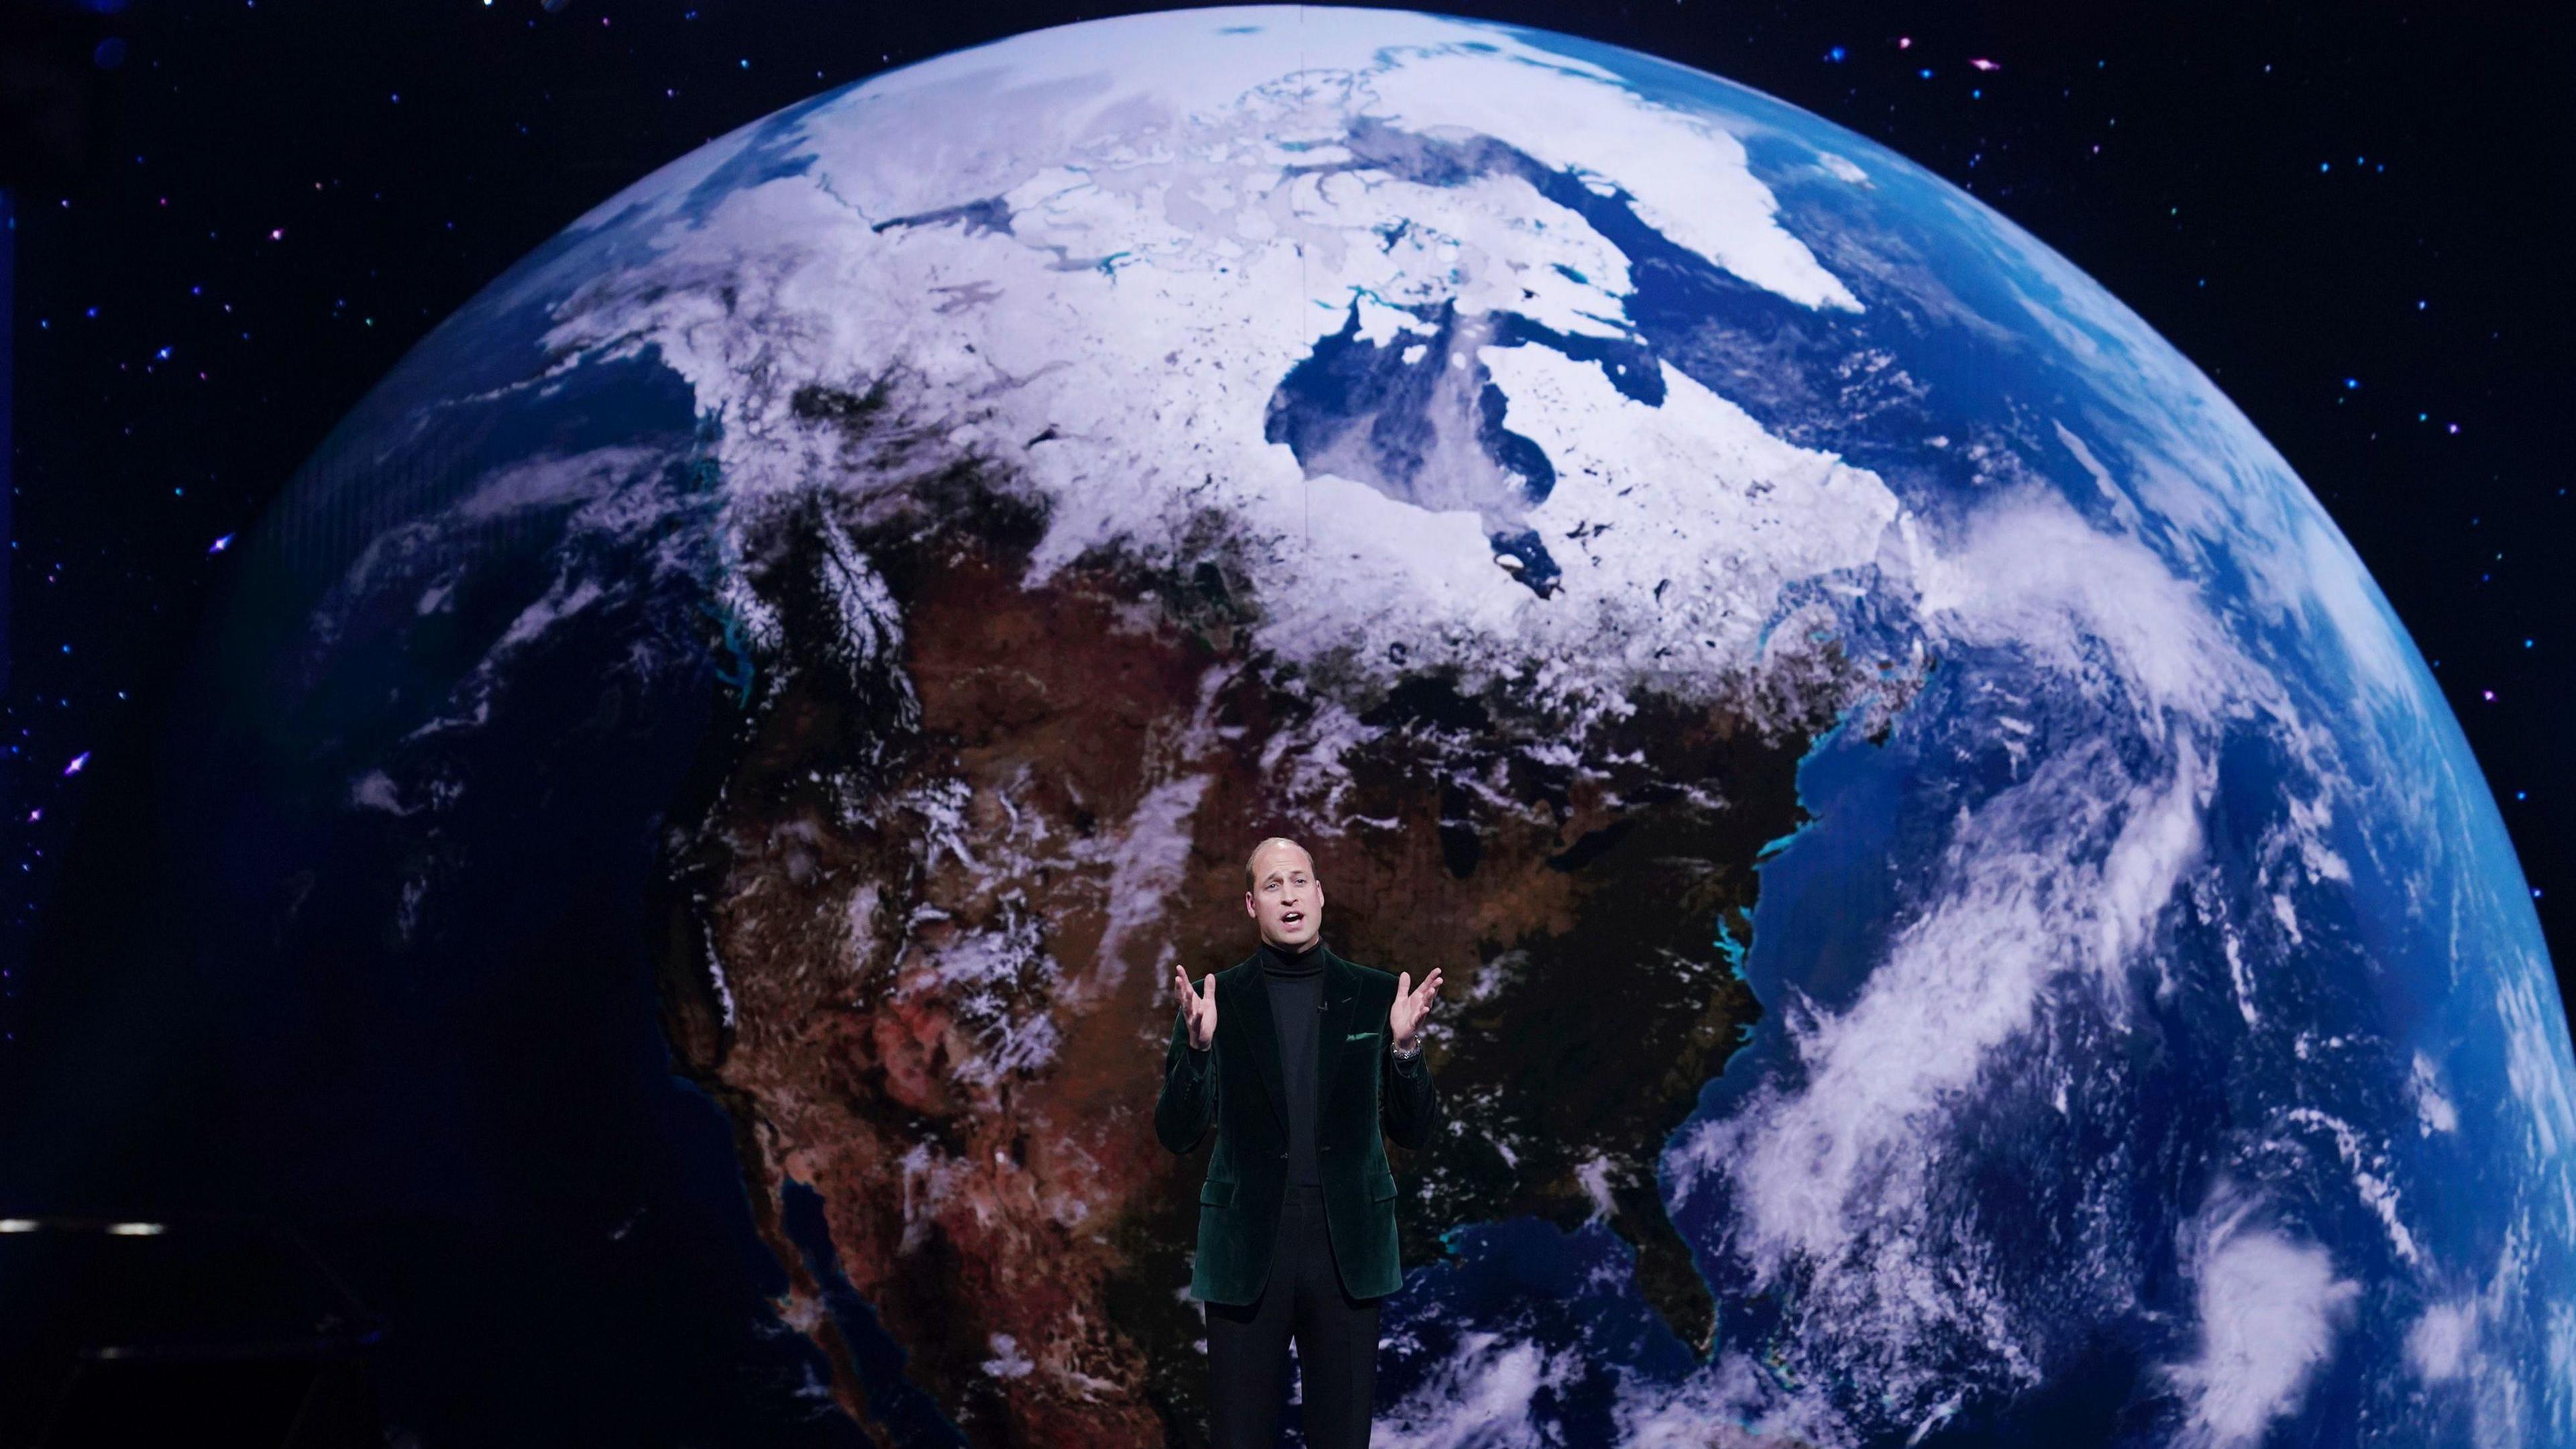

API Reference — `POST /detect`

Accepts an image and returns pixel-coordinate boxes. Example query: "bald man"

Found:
[1156,837,1443,1449]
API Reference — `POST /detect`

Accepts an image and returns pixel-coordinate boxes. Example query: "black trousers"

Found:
[1205,1183,1381,1449]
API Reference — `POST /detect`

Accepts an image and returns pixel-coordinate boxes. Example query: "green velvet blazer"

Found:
[1154,943,1440,1304]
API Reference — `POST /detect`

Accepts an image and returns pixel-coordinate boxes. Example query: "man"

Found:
[1156,837,1444,1449]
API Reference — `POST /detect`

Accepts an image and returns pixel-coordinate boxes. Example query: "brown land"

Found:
[645,402,1892,1444]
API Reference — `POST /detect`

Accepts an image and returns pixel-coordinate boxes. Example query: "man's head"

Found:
[1243,837,1323,950]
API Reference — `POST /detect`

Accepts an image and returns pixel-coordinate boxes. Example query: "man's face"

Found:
[1244,844,1324,949]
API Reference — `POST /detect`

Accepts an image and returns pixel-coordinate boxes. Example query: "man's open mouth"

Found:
[1283,912,1303,924]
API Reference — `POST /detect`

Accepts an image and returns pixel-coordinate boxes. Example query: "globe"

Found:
[97,6,2576,1445]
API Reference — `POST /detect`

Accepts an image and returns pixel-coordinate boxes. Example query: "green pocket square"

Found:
[1346,1030,1379,1040]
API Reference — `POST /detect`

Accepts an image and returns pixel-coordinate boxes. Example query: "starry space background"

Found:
[3,0,2569,1063]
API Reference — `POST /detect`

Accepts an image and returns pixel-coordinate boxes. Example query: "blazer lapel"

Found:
[1225,957,1291,1138]
[1316,947,1359,1117]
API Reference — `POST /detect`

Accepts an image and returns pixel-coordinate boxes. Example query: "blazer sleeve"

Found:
[1381,1026,1440,1152]
[1155,1007,1218,1155]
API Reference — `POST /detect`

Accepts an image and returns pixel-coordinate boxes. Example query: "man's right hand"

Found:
[1172,961,1217,1051]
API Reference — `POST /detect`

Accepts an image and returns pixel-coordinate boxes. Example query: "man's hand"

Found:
[1389,967,1443,1053]
[1173,961,1218,1051]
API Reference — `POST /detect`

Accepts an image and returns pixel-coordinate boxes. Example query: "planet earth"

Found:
[74,6,2576,1446]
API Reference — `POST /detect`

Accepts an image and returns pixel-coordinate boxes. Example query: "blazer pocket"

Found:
[1199,1178,1238,1207]
[1369,1170,1398,1201]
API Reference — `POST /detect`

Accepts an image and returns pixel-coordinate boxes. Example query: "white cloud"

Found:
[347,769,411,815]
[2406,1299,2475,1383]
[1913,486,2266,734]
[2164,1187,2358,1448]
[1372,1331,1581,1449]
[2412,1051,2459,1136]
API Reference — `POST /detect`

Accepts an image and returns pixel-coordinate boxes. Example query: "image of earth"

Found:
[60,6,2574,1445]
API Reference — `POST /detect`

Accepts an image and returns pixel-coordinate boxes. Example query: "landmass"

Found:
[645,382,1907,1444]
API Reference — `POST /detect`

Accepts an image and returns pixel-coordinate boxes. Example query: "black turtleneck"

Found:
[1261,936,1326,1187]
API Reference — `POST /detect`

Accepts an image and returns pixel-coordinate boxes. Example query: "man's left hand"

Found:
[1390,967,1443,1053]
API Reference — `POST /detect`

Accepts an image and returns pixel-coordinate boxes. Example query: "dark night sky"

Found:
[5,0,2570,1045]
